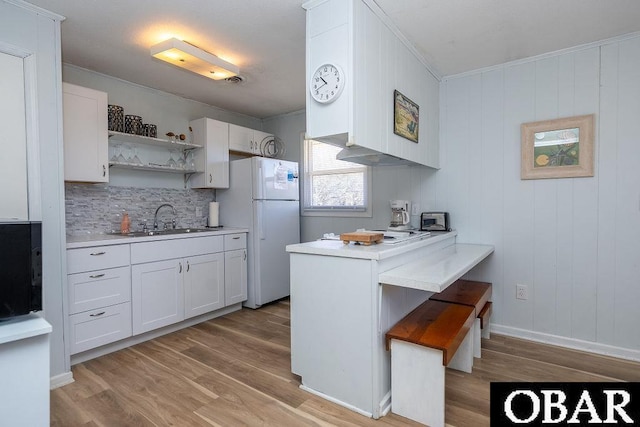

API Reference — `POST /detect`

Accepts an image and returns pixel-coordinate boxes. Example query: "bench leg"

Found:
[447,327,474,373]
[474,318,481,358]
[390,339,445,427]
[482,321,491,340]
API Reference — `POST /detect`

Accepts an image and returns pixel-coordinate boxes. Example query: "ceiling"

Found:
[28,0,640,119]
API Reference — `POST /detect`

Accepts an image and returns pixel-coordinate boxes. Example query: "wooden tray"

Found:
[339,231,384,246]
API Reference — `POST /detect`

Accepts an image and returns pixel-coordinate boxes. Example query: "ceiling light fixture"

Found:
[150,37,239,81]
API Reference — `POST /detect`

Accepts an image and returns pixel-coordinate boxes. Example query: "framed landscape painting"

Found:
[393,90,419,143]
[521,114,595,180]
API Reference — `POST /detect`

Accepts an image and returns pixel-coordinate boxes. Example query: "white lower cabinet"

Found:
[67,244,132,355]
[132,259,184,335]
[184,253,225,319]
[130,234,239,334]
[67,266,131,315]
[67,232,247,355]
[224,233,248,306]
[225,249,247,306]
[68,302,132,354]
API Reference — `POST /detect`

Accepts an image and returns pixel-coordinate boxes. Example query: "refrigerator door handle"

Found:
[257,200,265,240]
[256,160,265,200]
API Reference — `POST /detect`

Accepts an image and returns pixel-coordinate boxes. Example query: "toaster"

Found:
[420,212,450,232]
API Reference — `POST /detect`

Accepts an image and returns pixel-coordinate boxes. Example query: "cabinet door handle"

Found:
[187,261,190,272]
[209,173,212,183]
[90,311,105,317]
[89,273,105,279]
[243,250,246,261]
[90,251,106,256]
[232,236,240,240]
[179,262,182,273]
[103,164,106,177]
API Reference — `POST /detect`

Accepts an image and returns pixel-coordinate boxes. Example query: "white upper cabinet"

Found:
[63,83,109,182]
[304,0,440,168]
[189,118,229,188]
[229,123,254,154]
[253,129,273,155]
[229,124,274,156]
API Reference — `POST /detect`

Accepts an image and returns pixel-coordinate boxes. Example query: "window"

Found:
[302,138,371,217]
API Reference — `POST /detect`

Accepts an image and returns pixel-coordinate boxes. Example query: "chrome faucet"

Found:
[153,203,177,230]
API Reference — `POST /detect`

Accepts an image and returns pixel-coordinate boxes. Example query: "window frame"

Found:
[301,136,372,218]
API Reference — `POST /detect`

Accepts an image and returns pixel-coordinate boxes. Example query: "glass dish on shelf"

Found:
[176,152,186,170]
[165,150,177,169]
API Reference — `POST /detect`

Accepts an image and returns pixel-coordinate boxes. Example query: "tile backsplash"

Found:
[65,183,215,236]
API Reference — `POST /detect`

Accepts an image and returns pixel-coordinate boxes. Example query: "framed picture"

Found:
[393,90,419,143]
[521,114,595,180]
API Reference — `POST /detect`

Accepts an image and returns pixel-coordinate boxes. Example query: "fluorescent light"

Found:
[150,37,239,81]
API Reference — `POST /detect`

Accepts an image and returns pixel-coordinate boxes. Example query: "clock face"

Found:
[310,63,345,104]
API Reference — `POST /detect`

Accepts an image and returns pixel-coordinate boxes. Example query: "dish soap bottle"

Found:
[120,212,130,234]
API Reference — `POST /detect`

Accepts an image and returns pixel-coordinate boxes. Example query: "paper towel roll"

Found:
[208,202,219,227]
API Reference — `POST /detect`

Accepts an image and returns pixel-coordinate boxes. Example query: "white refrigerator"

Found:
[217,156,300,308]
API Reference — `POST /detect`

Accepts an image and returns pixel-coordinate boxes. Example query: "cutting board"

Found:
[339,231,384,246]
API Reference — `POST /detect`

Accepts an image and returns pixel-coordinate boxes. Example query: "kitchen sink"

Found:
[111,228,213,238]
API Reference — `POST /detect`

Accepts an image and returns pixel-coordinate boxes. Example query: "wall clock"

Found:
[309,63,345,104]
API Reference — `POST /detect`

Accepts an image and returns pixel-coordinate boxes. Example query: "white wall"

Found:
[439,36,640,357]
[0,51,28,220]
[0,0,69,383]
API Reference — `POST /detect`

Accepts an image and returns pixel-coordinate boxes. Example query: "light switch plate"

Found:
[516,284,528,300]
[411,203,420,216]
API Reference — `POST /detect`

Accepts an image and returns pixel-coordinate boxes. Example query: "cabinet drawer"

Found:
[68,302,132,355]
[67,244,130,274]
[68,266,131,314]
[224,233,246,251]
[130,235,223,264]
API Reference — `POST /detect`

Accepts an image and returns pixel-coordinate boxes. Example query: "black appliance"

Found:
[0,221,42,319]
[420,212,450,232]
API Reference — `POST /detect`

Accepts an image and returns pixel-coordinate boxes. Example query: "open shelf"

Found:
[108,131,201,150]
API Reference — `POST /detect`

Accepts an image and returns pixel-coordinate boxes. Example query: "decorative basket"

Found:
[124,115,143,135]
[143,124,157,138]
[108,105,124,132]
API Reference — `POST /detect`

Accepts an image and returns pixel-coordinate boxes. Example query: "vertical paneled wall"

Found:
[439,36,640,354]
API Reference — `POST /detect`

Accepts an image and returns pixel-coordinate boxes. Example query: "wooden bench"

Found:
[430,279,492,358]
[385,300,475,427]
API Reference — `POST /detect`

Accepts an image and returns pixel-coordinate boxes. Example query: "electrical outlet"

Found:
[195,206,203,217]
[516,284,528,300]
[411,203,420,216]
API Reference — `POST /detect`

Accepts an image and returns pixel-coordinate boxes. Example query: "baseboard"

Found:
[379,391,391,417]
[50,371,74,389]
[492,324,640,362]
[299,384,373,418]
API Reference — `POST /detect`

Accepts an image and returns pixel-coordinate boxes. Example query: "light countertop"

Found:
[378,243,494,292]
[286,231,457,260]
[0,314,52,345]
[67,227,249,249]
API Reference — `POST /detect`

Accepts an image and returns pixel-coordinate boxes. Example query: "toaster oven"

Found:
[420,212,450,232]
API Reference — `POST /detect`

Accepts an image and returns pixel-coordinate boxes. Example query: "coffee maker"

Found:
[389,200,410,230]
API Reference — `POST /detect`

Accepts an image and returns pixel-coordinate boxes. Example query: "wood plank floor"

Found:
[51,299,640,426]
